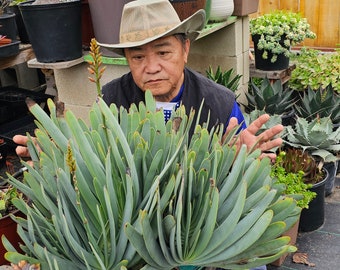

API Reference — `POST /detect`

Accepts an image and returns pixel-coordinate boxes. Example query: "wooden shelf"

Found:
[0,44,35,70]
[249,61,296,84]
[27,56,84,69]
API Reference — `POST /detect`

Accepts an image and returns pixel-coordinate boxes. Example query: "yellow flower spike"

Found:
[87,38,106,97]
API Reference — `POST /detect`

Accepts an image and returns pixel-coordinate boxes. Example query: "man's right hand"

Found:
[13,135,31,158]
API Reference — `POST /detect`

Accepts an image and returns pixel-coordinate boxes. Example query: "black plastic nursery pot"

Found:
[299,169,328,232]
[0,12,18,40]
[19,0,82,63]
[252,34,290,71]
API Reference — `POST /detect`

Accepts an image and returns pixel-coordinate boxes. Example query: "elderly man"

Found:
[14,1,280,269]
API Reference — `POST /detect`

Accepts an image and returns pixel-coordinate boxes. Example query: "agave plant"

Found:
[206,66,242,93]
[3,92,300,270]
[294,85,340,126]
[244,77,296,116]
[284,117,340,163]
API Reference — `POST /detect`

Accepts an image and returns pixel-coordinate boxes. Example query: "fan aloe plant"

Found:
[244,77,296,116]
[284,117,340,163]
[3,92,300,269]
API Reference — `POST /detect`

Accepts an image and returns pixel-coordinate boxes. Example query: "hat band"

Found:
[120,24,178,43]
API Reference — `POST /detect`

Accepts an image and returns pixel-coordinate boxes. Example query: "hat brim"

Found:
[97,9,206,56]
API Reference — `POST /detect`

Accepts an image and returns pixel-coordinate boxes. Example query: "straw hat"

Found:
[97,0,206,56]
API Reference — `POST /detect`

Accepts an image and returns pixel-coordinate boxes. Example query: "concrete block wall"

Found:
[48,17,250,122]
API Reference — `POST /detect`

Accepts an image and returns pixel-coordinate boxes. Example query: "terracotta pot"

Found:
[0,211,24,265]
[170,0,207,21]
[271,218,300,266]
[232,0,259,16]
[81,0,95,48]
[88,0,132,57]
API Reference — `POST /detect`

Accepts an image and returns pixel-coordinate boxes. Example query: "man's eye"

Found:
[159,51,170,56]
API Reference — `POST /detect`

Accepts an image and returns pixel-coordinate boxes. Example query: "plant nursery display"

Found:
[283,116,340,199]
[249,10,316,70]
[3,93,301,269]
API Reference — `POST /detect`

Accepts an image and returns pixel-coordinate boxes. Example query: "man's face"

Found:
[124,35,190,102]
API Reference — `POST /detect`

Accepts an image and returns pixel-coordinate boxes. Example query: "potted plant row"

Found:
[249,10,316,71]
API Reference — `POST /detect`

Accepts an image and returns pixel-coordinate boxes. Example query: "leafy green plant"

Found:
[244,77,296,115]
[293,85,340,125]
[0,186,22,218]
[284,117,340,163]
[271,150,317,209]
[289,47,340,92]
[250,10,316,63]
[206,66,242,93]
[3,93,300,270]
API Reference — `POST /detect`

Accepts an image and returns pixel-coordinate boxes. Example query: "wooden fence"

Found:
[250,0,340,50]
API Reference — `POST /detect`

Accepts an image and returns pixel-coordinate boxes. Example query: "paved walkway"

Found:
[268,175,340,270]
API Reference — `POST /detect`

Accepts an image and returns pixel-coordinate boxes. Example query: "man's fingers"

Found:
[225,117,239,133]
[246,114,271,135]
[13,134,29,146]
[259,137,283,152]
[15,145,31,158]
[258,125,284,142]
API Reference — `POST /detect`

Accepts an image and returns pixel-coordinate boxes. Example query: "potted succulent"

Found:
[205,66,242,95]
[293,85,340,127]
[269,149,317,266]
[1,92,301,269]
[0,185,24,265]
[274,147,328,233]
[249,10,316,70]
[18,0,82,63]
[284,116,340,202]
[243,77,296,125]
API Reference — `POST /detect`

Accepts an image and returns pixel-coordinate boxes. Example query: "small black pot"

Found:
[0,12,18,40]
[299,169,328,232]
[6,5,30,43]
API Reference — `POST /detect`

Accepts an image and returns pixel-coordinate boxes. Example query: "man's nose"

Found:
[144,55,161,73]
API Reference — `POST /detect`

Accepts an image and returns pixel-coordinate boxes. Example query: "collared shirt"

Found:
[156,84,247,130]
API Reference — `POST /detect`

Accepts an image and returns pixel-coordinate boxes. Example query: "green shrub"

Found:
[290,47,340,93]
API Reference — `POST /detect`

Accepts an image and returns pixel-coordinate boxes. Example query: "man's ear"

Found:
[184,39,190,63]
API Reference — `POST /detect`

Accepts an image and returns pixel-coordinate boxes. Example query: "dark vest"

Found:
[102,67,235,132]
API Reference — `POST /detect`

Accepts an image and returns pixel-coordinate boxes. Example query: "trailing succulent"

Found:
[284,117,340,163]
[293,85,340,126]
[4,93,300,270]
[244,77,296,116]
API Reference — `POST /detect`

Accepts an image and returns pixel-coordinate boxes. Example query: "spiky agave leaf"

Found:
[284,117,340,162]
